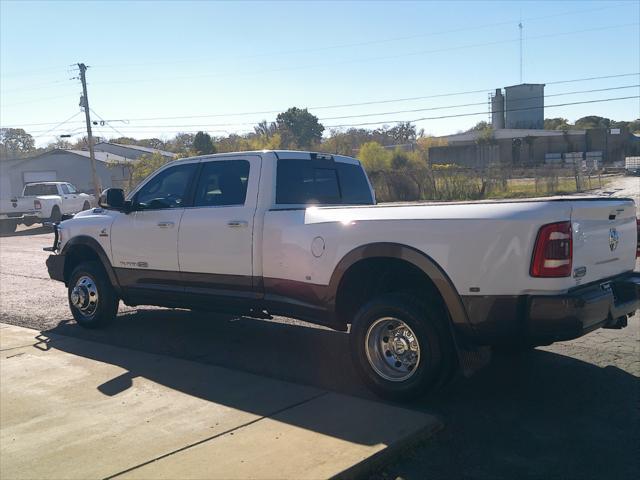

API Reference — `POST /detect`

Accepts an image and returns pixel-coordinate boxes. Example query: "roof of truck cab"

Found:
[170,150,360,164]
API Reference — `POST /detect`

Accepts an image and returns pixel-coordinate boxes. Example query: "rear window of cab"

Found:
[276,158,374,205]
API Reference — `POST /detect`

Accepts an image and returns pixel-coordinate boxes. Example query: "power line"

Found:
[325,96,640,128]
[31,112,83,139]
[5,72,640,133]
[1,93,78,108]
[316,85,640,121]
[28,94,633,133]
[1,79,75,94]
[21,71,637,131]
[89,108,126,137]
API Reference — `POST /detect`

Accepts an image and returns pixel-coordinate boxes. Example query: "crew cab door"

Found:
[178,155,260,298]
[59,183,81,212]
[110,162,199,289]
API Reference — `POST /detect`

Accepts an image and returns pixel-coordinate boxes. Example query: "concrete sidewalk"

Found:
[0,323,441,479]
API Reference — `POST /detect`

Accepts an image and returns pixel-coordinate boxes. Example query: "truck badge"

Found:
[609,228,619,252]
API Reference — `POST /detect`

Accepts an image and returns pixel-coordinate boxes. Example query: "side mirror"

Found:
[98,188,125,210]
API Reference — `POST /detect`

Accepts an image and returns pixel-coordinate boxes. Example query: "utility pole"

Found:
[77,63,101,196]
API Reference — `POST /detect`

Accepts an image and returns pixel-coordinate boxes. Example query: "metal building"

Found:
[504,83,544,129]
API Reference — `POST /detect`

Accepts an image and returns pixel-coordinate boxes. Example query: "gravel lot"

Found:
[1,175,638,480]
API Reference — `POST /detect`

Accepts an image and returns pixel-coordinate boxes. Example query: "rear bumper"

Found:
[46,254,66,283]
[462,272,640,346]
[526,272,639,344]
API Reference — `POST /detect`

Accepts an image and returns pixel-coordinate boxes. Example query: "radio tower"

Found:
[519,20,523,83]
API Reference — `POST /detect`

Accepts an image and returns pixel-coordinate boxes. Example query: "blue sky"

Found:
[1,0,639,146]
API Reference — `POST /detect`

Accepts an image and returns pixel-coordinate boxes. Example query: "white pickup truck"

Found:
[23,182,94,223]
[45,151,640,399]
[1,182,94,234]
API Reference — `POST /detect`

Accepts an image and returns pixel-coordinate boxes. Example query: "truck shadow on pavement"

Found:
[0,225,52,237]
[39,309,639,478]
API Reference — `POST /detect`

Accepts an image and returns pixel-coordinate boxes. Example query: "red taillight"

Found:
[636,218,640,258]
[34,200,41,210]
[530,221,573,277]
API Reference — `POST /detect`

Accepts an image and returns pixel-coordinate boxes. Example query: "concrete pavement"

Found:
[0,323,441,480]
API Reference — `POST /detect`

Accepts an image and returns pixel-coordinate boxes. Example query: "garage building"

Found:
[1,149,131,196]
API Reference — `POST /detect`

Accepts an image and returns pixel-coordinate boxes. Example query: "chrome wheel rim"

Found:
[365,317,421,382]
[70,275,99,316]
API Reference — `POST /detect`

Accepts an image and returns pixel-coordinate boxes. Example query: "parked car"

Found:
[44,151,640,400]
[22,182,95,222]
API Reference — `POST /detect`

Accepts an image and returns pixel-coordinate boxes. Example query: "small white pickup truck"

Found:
[45,151,640,399]
[1,182,94,234]
[23,182,94,223]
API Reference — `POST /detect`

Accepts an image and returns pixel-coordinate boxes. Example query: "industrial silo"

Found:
[491,88,505,129]
[505,83,544,129]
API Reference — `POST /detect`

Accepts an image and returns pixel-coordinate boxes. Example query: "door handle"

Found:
[157,221,175,228]
[227,220,248,228]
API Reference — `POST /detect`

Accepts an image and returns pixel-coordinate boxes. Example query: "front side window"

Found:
[60,184,70,195]
[134,163,197,210]
[275,159,374,205]
[66,184,77,194]
[193,160,250,207]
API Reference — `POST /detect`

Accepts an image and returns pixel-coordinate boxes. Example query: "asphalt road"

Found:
[1,176,638,480]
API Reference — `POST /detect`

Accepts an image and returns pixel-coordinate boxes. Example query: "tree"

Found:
[109,137,138,145]
[387,122,417,143]
[574,116,611,130]
[254,120,278,138]
[275,107,324,148]
[544,118,570,130]
[193,131,216,155]
[467,121,491,132]
[475,125,496,145]
[167,133,196,153]
[611,118,640,133]
[0,128,35,159]
[129,152,170,188]
[390,148,410,169]
[47,138,73,150]
[358,142,391,171]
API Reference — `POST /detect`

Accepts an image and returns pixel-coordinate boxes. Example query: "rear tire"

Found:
[349,292,454,401]
[68,261,118,329]
[49,206,61,223]
[0,221,17,234]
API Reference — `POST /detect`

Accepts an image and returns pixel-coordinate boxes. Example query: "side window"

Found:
[193,160,250,207]
[336,163,374,204]
[66,183,77,194]
[275,159,373,205]
[134,163,197,210]
[60,184,70,195]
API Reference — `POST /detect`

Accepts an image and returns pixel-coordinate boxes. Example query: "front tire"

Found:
[82,201,90,211]
[349,293,453,401]
[68,261,118,328]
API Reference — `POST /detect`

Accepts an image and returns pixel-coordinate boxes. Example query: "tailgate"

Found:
[571,198,637,285]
